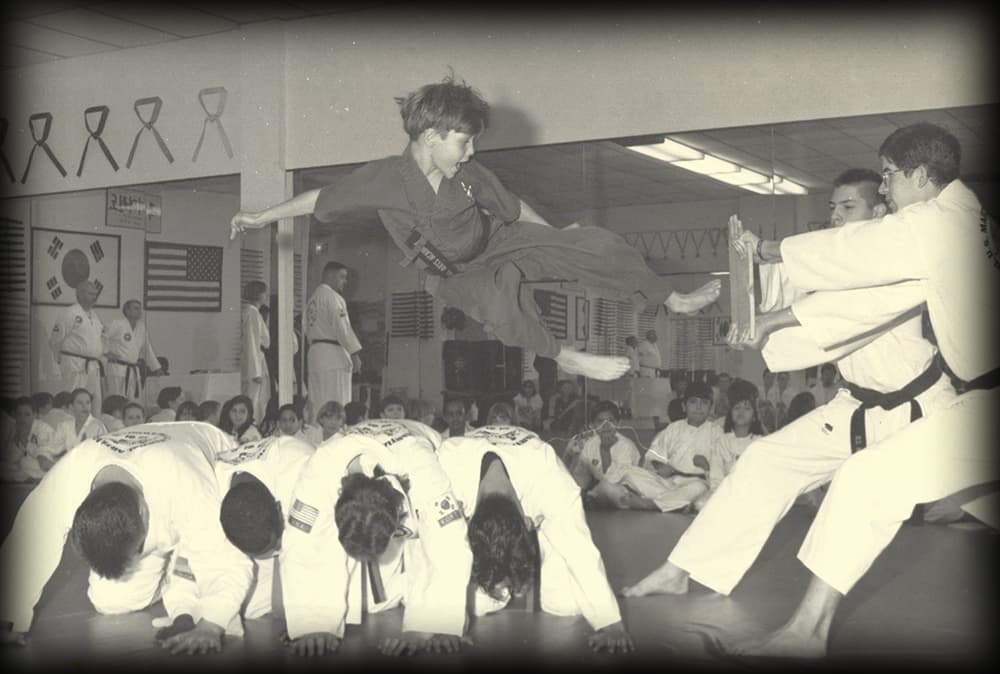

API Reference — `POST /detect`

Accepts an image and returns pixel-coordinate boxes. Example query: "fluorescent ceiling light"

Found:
[627,136,809,195]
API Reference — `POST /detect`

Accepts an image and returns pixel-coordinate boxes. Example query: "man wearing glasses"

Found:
[277,418,472,657]
[0,422,251,655]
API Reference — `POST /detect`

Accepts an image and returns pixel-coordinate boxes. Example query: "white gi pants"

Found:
[60,355,102,417]
[307,343,352,414]
[105,362,142,400]
[668,376,957,595]
[241,377,270,425]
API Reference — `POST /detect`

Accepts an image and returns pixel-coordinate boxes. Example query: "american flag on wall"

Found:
[533,289,568,340]
[144,241,223,312]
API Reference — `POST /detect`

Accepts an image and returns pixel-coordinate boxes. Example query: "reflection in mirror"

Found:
[294,104,995,433]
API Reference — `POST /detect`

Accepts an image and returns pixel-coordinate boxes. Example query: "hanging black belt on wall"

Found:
[21,113,67,183]
[76,106,119,176]
[127,97,174,168]
[192,87,234,161]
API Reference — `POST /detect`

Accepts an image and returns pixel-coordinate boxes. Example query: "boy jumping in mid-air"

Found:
[231,77,720,381]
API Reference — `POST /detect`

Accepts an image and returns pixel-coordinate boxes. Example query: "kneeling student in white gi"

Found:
[437,424,634,654]
[0,422,253,655]
[279,418,471,657]
[213,434,314,623]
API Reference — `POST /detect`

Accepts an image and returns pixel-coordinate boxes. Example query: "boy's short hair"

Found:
[122,402,145,419]
[220,479,282,556]
[71,387,93,404]
[879,122,961,187]
[833,168,886,208]
[685,381,714,403]
[31,392,53,413]
[242,280,267,302]
[726,379,759,407]
[70,482,145,579]
[589,400,621,423]
[277,403,301,419]
[334,473,405,561]
[443,397,470,413]
[197,400,220,421]
[379,395,406,413]
[395,77,490,141]
[343,402,367,425]
[53,391,74,408]
[13,396,33,413]
[468,494,539,601]
[101,395,128,416]
[157,386,183,409]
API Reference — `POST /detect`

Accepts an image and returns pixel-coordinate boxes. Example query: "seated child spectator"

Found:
[544,379,584,434]
[485,401,514,426]
[122,401,146,427]
[173,400,200,422]
[784,391,817,427]
[42,391,73,430]
[307,400,345,446]
[100,395,128,432]
[196,400,221,426]
[274,402,312,444]
[220,395,262,443]
[564,401,641,507]
[442,396,475,438]
[150,386,184,422]
[50,388,108,459]
[666,397,686,423]
[378,395,407,420]
[512,379,543,431]
[343,401,368,429]
[30,392,55,426]
[409,399,437,427]
[694,379,766,511]
[1,396,55,481]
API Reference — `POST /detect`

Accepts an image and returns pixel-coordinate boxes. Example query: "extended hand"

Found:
[423,633,474,654]
[286,631,341,657]
[230,211,267,240]
[728,214,761,261]
[158,618,223,655]
[154,614,196,644]
[350,354,362,372]
[378,630,431,656]
[587,622,635,654]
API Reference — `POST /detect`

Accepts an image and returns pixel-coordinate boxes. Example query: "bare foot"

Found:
[665,279,722,314]
[555,350,630,381]
[620,561,690,597]
[725,623,827,659]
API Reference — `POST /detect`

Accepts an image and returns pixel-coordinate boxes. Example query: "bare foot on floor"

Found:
[665,279,722,314]
[555,350,630,381]
[723,624,827,659]
[620,562,690,597]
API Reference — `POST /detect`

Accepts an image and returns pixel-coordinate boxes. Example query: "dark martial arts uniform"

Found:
[313,149,675,358]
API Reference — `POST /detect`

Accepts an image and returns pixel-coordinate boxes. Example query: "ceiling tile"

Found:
[29,8,177,48]
[0,44,63,68]
[803,137,876,156]
[7,20,113,57]
[92,2,238,37]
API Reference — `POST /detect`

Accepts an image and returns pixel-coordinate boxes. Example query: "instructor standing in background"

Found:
[306,261,362,418]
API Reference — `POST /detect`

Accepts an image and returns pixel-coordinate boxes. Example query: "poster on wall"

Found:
[31,227,121,307]
[106,187,162,233]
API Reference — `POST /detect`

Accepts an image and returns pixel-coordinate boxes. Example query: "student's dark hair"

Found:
[277,403,301,420]
[443,396,470,413]
[70,387,93,404]
[820,362,837,376]
[468,494,538,601]
[156,386,183,410]
[242,280,267,302]
[589,400,621,423]
[833,168,886,208]
[197,400,221,422]
[343,401,367,425]
[323,261,347,276]
[486,402,514,425]
[317,400,345,421]
[31,392,53,413]
[334,472,406,561]
[101,395,128,416]
[70,482,145,579]
[685,381,714,403]
[174,401,200,421]
[724,379,765,435]
[53,391,74,408]
[879,122,961,187]
[13,396,33,413]
[122,299,141,315]
[220,395,255,436]
[220,479,282,556]
[785,392,817,426]
[666,397,686,422]
[379,395,406,415]
[396,76,490,141]
[123,402,145,421]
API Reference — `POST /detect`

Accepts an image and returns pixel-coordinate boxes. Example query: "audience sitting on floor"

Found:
[99,395,127,433]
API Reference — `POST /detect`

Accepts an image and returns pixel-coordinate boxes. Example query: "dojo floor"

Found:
[1,481,996,673]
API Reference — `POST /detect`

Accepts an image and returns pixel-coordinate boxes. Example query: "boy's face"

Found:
[430,129,476,179]
[14,404,34,430]
[72,394,92,419]
[278,410,301,436]
[123,407,145,426]
[730,400,755,428]
[382,404,406,420]
[592,410,618,443]
[318,413,344,435]
[443,402,467,431]
[684,396,712,427]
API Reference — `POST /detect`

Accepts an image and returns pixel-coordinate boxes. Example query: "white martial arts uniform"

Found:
[305,283,362,413]
[104,318,159,400]
[49,302,104,415]
[232,425,263,444]
[241,302,271,423]
[777,178,999,593]
[50,415,109,458]
[280,419,470,640]
[1,419,55,481]
[705,432,758,494]
[637,338,662,378]
[213,435,314,621]
[438,426,623,631]
[570,432,641,498]
[0,422,251,636]
[101,413,125,433]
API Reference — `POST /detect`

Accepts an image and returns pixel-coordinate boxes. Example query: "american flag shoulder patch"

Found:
[288,498,319,533]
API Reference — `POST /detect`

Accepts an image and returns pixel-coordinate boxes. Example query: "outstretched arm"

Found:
[230,189,322,239]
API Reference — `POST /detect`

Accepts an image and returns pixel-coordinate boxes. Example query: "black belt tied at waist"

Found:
[400,229,458,278]
[107,356,140,394]
[311,339,342,347]
[60,350,105,378]
[845,355,942,453]
[964,365,1000,392]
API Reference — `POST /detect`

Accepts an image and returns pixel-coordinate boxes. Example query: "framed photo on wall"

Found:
[31,227,121,307]
[575,297,589,341]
